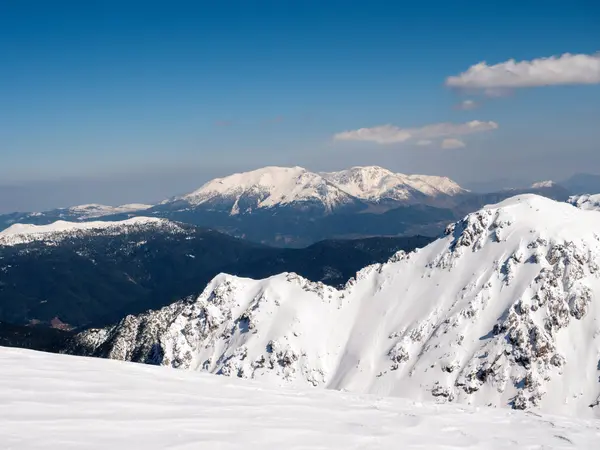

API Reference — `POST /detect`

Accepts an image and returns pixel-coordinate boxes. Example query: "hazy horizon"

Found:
[1,1,599,212]
[1,162,598,214]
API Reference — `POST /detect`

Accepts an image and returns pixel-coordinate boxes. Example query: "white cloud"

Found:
[334,120,498,145]
[334,125,412,144]
[446,53,600,89]
[441,138,466,149]
[455,99,479,110]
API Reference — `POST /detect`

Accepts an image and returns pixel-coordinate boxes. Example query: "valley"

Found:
[0,218,432,330]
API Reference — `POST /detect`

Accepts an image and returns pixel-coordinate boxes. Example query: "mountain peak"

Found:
[171,165,466,214]
[345,165,395,175]
[530,180,558,189]
[321,167,465,202]
[179,166,356,214]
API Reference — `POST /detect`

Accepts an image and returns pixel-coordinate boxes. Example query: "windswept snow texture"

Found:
[0,217,177,246]
[73,195,600,417]
[1,347,599,450]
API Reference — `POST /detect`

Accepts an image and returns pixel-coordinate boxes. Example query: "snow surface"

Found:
[322,165,465,201]
[569,194,600,211]
[1,346,599,449]
[73,194,600,418]
[180,166,356,213]
[175,165,465,214]
[65,203,153,219]
[0,217,175,246]
[531,181,559,189]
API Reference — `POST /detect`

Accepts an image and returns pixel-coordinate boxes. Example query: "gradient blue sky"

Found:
[1,0,599,210]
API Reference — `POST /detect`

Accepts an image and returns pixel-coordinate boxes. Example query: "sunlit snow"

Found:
[1,347,598,449]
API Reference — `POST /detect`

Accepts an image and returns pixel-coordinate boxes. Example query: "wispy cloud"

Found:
[454,99,479,110]
[446,53,600,90]
[441,138,466,149]
[334,120,498,145]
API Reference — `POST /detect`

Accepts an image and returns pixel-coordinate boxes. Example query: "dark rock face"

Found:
[0,322,74,353]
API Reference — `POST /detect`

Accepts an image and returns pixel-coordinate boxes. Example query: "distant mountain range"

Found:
[0,218,432,329]
[0,166,582,247]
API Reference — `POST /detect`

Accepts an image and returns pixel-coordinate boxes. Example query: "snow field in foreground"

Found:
[0,347,599,449]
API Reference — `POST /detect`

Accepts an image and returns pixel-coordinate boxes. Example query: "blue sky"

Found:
[1,0,599,210]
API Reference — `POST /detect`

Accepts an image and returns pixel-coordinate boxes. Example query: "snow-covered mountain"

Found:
[165,165,467,214]
[172,166,361,214]
[135,165,464,245]
[0,166,576,247]
[63,203,153,219]
[70,194,600,417]
[321,166,465,204]
[0,203,153,233]
[569,194,600,211]
[4,191,598,418]
[0,217,179,246]
[530,180,559,189]
[5,347,599,449]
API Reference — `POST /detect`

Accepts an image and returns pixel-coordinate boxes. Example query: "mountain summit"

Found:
[322,166,465,203]
[167,165,467,214]
[175,166,359,215]
[0,166,575,247]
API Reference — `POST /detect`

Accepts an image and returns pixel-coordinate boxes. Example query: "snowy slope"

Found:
[0,217,179,246]
[2,347,599,450]
[65,203,153,219]
[72,194,600,417]
[569,194,600,211]
[169,165,466,214]
[176,166,358,214]
[322,166,465,202]
[530,181,560,189]
[0,204,154,233]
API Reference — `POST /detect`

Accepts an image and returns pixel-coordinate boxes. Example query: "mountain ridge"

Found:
[0,217,172,246]
[0,165,584,247]
[68,194,600,417]
[164,165,468,215]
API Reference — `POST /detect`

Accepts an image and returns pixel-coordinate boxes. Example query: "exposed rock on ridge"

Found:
[68,194,600,418]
